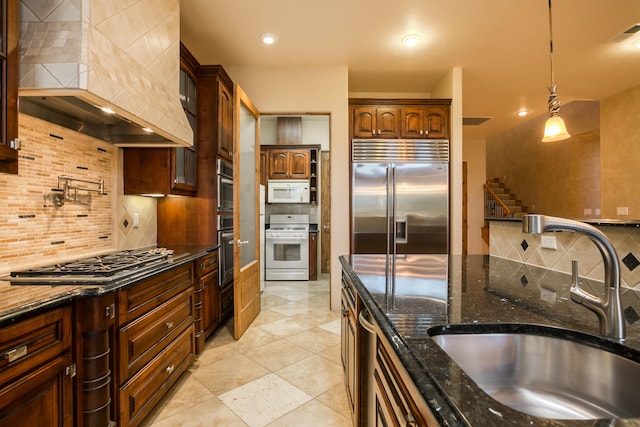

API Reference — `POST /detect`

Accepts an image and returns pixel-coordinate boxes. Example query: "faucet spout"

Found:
[522,214,626,341]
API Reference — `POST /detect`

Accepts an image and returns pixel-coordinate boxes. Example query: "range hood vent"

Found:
[18,0,193,147]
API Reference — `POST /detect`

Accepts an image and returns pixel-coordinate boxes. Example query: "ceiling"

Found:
[180,0,640,140]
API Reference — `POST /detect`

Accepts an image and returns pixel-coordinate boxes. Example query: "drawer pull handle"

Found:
[5,345,27,362]
[165,322,174,329]
[165,365,175,374]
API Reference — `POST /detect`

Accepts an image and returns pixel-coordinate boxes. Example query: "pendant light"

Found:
[542,0,571,142]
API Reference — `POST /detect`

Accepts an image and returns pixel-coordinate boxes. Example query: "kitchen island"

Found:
[340,254,640,427]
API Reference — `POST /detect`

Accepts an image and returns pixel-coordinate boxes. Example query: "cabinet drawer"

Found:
[0,306,72,388]
[196,251,218,277]
[118,288,194,382]
[119,326,195,427]
[119,263,194,324]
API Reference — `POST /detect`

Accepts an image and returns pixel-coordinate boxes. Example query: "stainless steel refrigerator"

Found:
[351,139,449,254]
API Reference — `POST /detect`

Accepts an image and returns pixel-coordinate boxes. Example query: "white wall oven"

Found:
[265,214,309,281]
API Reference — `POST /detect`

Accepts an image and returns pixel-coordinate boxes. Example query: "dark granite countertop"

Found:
[0,244,217,327]
[339,254,640,427]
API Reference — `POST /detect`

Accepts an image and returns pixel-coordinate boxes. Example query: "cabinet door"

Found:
[353,107,377,138]
[288,150,310,179]
[340,294,355,412]
[201,269,220,337]
[217,83,234,162]
[400,108,425,138]
[0,0,18,174]
[268,150,290,179]
[423,107,448,139]
[376,108,399,138]
[0,353,73,427]
[260,150,268,185]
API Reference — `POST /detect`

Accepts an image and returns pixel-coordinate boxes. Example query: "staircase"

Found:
[482,178,529,245]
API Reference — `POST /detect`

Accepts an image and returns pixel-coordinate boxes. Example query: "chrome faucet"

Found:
[522,214,626,341]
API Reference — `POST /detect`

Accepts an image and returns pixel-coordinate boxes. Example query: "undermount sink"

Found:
[430,325,640,420]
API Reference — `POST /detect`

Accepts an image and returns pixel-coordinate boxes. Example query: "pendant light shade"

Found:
[541,0,570,142]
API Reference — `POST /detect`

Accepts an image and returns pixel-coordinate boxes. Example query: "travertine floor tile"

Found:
[258,317,314,337]
[286,326,340,353]
[243,338,314,371]
[219,373,312,427]
[316,383,352,420]
[148,396,248,427]
[191,352,270,395]
[266,399,351,427]
[275,354,344,397]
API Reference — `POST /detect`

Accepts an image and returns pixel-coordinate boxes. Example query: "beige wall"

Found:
[600,84,640,219]
[223,66,349,311]
[486,100,600,218]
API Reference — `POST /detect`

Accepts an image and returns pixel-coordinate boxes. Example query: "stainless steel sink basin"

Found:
[431,327,640,420]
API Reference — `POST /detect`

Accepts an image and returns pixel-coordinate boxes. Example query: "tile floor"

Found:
[141,275,352,427]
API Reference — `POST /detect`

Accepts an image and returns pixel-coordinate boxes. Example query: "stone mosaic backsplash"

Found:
[489,219,640,289]
[0,114,118,274]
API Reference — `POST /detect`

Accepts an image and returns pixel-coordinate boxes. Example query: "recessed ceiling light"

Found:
[633,39,640,48]
[100,106,115,114]
[401,34,421,47]
[142,127,153,133]
[260,33,277,45]
[517,110,529,117]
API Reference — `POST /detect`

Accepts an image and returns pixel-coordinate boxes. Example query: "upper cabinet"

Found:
[268,148,310,180]
[216,82,233,162]
[352,107,400,139]
[0,0,19,174]
[123,45,199,196]
[400,106,449,139]
[350,99,451,141]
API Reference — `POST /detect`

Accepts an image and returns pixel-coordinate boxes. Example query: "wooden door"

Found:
[352,107,376,138]
[217,82,234,161]
[268,150,289,179]
[424,107,448,139]
[232,84,261,339]
[320,150,331,274]
[376,108,399,138]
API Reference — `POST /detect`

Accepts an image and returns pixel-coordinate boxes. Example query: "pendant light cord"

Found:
[548,0,555,87]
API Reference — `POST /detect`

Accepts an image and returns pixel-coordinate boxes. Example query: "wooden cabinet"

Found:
[309,232,318,281]
[352,107,400,138]
[400,107,449,139]
[268,148,310,179]
[194,251,220,354]
[262,145,320,204]
[341,273,365,426]
[0,306,73,426]
[350,99,451,141]
[116,263,195,427]
[0,0,18,175]
[216,82,234,162]
[123,44,199,196]
[373,329,439,427]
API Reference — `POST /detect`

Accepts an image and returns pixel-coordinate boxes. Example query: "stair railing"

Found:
[483,182,514,218]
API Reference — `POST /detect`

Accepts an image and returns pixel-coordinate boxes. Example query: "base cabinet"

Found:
[373,328,439,427]
[116,263,195,427]
[0,307,74,427]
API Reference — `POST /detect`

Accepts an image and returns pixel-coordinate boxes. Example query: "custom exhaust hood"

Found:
[18,0,193,147]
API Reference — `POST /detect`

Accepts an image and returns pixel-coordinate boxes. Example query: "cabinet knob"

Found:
[105,303,115,319]
[377,129,381,135]
[165,321,174,329]
[165,365,175,375]
[419,130,423,135]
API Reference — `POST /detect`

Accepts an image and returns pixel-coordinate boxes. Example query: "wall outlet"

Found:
[617,207,629,216]
[584,208,592,216]
[541,235,557,250]
[133,213,140,228]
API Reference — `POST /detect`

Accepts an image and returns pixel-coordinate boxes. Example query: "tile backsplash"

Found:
[489,220,640,289]
[0,114,157,274]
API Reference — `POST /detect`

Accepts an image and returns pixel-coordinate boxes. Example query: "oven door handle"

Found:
[266,235,309,242]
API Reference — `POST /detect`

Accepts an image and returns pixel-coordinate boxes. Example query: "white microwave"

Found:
[267,179,310,203]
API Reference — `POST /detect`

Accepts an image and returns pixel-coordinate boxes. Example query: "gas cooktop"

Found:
[6,248,175,285]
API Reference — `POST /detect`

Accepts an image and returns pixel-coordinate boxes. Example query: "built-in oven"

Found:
[265,214,309,281]
[217,212,233,287]
[217,159,233,212]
